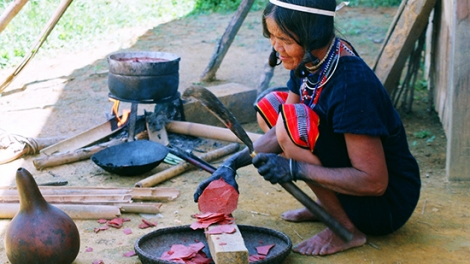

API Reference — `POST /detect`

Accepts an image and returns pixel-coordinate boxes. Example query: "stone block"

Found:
[182,83,257,127]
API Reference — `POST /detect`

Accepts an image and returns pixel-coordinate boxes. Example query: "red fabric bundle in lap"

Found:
[198,179,239,214]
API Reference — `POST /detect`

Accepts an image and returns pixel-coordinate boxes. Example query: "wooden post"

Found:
[200,0,255,82]
[444,0,470,180]
[372,0,437,94]
[256,59,275,95]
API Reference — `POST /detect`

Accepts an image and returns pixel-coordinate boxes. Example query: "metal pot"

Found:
[107,51,180,102]
[91,140,168,176]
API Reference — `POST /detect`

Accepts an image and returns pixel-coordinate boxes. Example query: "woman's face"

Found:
[265,17,304,70]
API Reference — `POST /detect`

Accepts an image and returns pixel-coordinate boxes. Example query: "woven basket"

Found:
[134,224,292,264]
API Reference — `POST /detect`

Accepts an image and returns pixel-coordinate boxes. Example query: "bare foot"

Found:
[292,227,366,256]
[281,208,318,222]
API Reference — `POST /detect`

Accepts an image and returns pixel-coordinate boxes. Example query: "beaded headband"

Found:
[269,0,349,17]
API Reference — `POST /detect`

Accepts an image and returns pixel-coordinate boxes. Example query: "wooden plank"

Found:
[372,0,407,71]
[40,116,125,155]
[206,223,249,264]
[373,0,437,94]
[445,0,470,180]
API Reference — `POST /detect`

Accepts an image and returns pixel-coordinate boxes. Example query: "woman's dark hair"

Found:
[262,0,336,77]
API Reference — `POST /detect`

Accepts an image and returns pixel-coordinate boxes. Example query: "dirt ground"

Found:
[1,6,470,264]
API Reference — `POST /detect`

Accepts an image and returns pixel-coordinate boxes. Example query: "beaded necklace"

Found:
[305,38,336,72]
[301,37,342,108]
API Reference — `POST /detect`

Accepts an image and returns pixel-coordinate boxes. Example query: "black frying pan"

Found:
[91,140,168,176]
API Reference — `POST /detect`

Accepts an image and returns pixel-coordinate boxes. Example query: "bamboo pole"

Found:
[0,186,181,201]
[117,203,162,214]
[0,203,120,220]
[0,194,132,204]
[0,0,29,34]
[166,121,262,143]
[32,138,124,170]
[0,0,74,94]
[135,143,240,188]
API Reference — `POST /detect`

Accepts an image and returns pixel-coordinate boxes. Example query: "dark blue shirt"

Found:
[287,56,421,235]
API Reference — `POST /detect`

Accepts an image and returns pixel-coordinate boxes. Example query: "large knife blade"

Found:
[183,85,255,153]
[183,85,353,242]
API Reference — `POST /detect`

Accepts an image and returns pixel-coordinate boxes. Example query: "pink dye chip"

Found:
[107,217,125,228]
[123,228,132,235]
[198,179,239,214]
[190,212,233,230]
[249,254,267,261]
[256,244,275,255]
[123,250,136,257]
[139,219,157,229]
[205,224,236,235]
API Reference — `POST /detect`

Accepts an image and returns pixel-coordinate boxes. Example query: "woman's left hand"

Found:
[252,153,295,184]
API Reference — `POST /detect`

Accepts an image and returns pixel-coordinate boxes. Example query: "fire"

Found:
[109,98,130,127]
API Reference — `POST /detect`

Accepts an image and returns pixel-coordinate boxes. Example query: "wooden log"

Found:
[0,203,120,220]
[0,0,29,34]
[135,143,240,188]
[32,138,125,169]
[0,186,180,202]
[206,223,249,264]
[166,121,262,143]
[200,0,256,82]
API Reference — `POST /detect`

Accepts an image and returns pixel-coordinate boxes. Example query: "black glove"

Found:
[193,164,238,202]
[252,153,297,184]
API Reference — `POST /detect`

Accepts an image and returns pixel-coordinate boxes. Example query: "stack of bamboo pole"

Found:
[0,186,180,220]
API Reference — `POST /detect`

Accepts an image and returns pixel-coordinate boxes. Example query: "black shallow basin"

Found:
[91,140,168,176]
[135,224,292,264]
